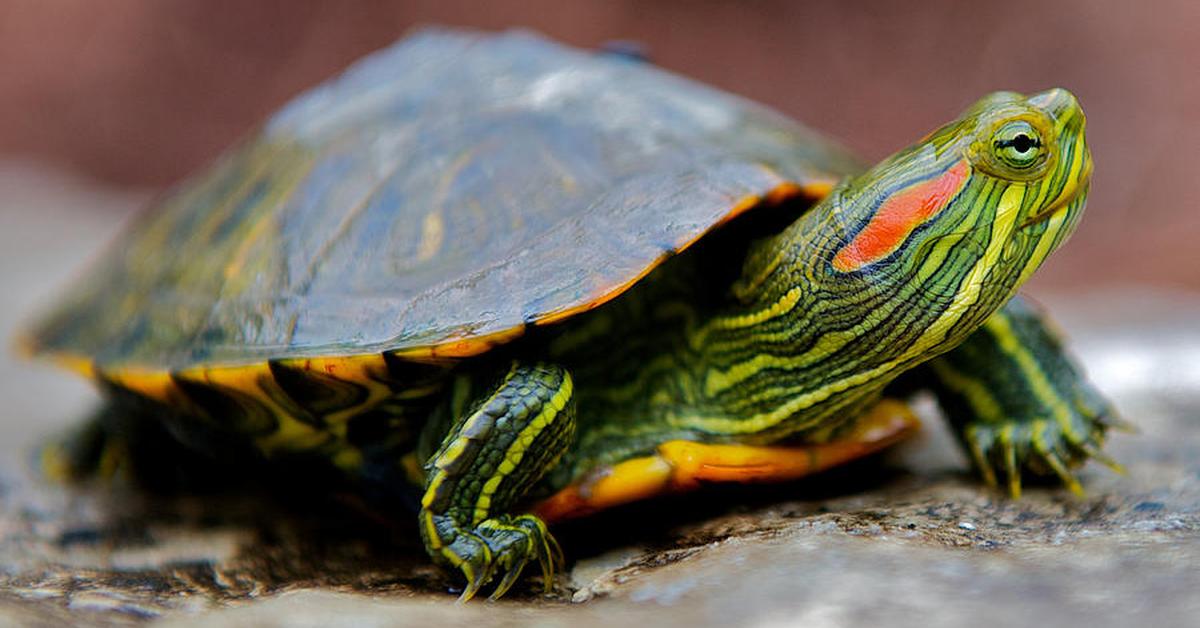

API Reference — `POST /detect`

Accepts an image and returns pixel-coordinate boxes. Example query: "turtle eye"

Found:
[992,121,1043,169]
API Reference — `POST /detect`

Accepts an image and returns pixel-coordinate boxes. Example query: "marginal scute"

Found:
[169,374,279,438]
[266,360,370,427]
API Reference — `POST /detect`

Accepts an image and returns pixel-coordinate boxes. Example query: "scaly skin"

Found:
[548,89,1092,471]
[418,363,573,601]
[50,90,1106,600]
[416,89,1096,597]
[917,295,1127,497]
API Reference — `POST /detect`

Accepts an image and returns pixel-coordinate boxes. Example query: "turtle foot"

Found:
[40,414,125,484]
[433,513,562,602]
[40,401,260,493]
[923,297,1129,499]
[962,407,1127,499]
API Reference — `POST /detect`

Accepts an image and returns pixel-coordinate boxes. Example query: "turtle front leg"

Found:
[917,296,1126,497]
[418,362,575,601]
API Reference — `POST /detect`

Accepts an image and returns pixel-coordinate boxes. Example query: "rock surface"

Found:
[2,164,1198,627]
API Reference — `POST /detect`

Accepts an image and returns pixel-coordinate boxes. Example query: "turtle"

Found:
[22,28,1120,601]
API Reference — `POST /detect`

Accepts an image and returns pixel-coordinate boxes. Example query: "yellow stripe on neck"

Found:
[676,184,1025,435]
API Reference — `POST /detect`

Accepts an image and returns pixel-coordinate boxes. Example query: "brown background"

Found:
[1,4,1199,623]
[1,0,1196,289]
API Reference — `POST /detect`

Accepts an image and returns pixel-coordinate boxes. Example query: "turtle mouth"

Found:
[1020,142,1092,228]
[1020,178,1089,228]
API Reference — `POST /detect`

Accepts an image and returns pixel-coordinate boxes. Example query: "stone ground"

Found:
[1,163,1198,627]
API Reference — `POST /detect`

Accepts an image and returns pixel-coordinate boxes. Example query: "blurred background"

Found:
[1,4,1199,623]
[0,0,1196,289]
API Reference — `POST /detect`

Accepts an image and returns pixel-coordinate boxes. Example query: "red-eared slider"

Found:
[23,29,1117,600]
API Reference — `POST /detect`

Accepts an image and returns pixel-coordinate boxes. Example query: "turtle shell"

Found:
[27,28,861,372]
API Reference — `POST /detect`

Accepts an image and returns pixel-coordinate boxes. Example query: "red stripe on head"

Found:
[832,159,971,272]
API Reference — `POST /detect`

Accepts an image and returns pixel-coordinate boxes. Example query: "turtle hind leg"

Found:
[41,405,123,484]
[42,396,256,494]
[915,296,1126,498]
[533,398,920,523]
[418,361,575,601]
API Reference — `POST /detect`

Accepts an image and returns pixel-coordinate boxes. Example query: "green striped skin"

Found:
[40,89,1103,601]
[548,88,1092,477]
[916,296,1123,497]
[398,89,1095,597]
[419,363,573,601]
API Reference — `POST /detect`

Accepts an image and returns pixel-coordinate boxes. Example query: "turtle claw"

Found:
[1034,445,1084,496]
[999,430,1021,499]
[546,528,566,573]
[458,571,488,604]
[1097,413,1139,434]
[1079,442,1126,475]
[443,531,495,603]
[445,514,560,602]
[963,408,1120,499]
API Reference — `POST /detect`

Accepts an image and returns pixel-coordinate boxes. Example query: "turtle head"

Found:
[961,87,1091,233]
[828,87,1090,274]
[792,88,1090,357]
